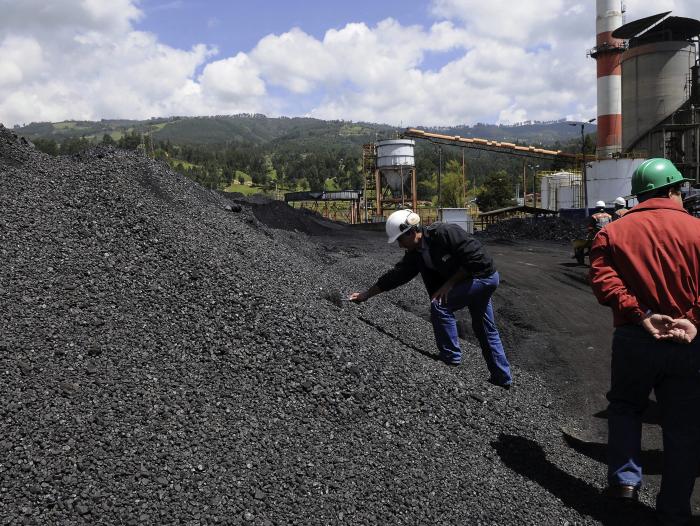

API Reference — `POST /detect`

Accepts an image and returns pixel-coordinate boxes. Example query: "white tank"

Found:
[540,171,582,210]
[621,41,696,150]
[377,139,415,191]
[586,158,645,207]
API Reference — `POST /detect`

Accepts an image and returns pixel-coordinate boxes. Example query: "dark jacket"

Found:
[375,222,496,296]
[589,197,700,327]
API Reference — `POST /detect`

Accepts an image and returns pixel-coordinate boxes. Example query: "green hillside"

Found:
[13,115,596,211]
[14,114,594,149]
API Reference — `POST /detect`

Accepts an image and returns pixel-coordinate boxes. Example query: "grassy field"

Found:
[170,159,200,170]
[53,122,78,130]
[223,183,263,195]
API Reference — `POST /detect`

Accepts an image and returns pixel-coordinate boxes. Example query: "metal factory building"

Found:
[615,12,700,183]
[542,4,700,213]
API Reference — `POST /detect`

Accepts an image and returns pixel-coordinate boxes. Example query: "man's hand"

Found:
[348,291,368,303]
[668,318,698,343]
[640,313,674,339]
[641,314,698,343]
[431,283,452,305]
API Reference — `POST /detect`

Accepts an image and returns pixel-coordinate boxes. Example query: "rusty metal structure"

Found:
[362,141,419,222]
[402,128,590,163]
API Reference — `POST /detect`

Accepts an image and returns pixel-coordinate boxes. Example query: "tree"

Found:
[33,138,59,156]
[60,137,91,155]
[477,170,515,211]
[101,134,116,146]
[117,130,141,150]
[440,160,466,208]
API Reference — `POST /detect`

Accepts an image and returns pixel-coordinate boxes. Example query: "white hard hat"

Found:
[595,200,606,208]
[386,209,421,244]
[614,197,626,206]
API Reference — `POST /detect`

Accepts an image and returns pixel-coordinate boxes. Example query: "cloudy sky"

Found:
[0,0,695,127]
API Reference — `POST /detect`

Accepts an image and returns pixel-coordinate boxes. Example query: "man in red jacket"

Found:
[589,158,700,525]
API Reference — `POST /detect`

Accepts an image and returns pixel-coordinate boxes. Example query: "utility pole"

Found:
[531,164,540,208]
[569,118,596,215]
[461,148,464,207]
[437,145,443,210]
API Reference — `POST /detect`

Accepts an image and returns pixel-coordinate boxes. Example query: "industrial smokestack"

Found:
[593,0,624,157]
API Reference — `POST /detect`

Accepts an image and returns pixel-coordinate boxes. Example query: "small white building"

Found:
[439,208,474,234]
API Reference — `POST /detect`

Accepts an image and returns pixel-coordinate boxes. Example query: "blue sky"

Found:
[0,0,696,126]
[136,1,458,77]
[138,1,429,56]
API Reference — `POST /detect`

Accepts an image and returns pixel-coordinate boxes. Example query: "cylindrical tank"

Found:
[621,41,696,150]
[595,0,624,158]
[377,139,415,191]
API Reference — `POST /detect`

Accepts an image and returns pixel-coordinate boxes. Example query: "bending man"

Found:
[349,209,512,389]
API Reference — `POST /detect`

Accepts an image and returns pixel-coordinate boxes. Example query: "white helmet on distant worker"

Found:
[386,209,421,244]
[595,200,606,208]
[614,197,626,206]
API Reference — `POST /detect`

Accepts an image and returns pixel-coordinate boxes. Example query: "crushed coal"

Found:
[0,123,658,524]
[228,194,343,236]
[476,217,587,242]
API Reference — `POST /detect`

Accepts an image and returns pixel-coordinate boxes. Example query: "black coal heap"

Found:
[0,125,648,524]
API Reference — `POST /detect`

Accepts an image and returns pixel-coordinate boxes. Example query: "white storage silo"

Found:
[376,139,415,192]
[621,41,696,150]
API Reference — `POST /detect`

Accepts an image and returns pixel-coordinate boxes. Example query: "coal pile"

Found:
[477,217,586,242]
[0,124,654,525]
[229,195,342,236]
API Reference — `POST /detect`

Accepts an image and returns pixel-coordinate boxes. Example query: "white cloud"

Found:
[0,0,697,127]
[0,36,44,87]
[200,53,266,103]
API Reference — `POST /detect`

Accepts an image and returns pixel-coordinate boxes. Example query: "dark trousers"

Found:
[607,325,700,525]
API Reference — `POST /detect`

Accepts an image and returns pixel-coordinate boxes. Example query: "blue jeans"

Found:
[429,271,512,385]
[607,325,700,525]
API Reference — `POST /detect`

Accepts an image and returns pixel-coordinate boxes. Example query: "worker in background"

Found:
[349,209,512,389]
[588,200,612,237]
[589,158,700,525]
[612,196,628,221]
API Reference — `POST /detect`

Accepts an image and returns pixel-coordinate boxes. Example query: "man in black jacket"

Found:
[349,209,512,388]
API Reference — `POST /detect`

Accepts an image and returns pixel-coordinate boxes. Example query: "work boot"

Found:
[441,358,460,367]
[603,484,640,502]
[487,376,511,390]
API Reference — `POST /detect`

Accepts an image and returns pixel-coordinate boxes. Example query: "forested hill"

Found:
[11,115,596,210]
[14,115,595,149]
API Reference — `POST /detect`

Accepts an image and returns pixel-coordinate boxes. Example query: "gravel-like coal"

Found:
[229,195,342,236]
[0,124,658,525]
[476,217,586,242]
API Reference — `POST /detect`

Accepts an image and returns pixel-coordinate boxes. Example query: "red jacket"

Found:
[589,197,700,327]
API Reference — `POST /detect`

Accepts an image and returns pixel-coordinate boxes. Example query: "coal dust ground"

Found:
[1,126,697,525]
[309,224,700,520]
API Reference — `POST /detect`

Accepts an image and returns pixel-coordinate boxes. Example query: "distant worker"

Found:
[588,200,612,236]
[349,209,512,389]
[612,196,628,221]
[589,158,700,524]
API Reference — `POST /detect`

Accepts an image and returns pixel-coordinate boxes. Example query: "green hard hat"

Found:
[631,158,692,196]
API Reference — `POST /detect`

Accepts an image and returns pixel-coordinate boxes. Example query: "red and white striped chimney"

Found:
[594,0,624,157]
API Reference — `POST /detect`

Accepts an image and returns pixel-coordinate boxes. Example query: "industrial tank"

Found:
[376,139,415,191]
[621,41,696,150]
[540,171,582,210]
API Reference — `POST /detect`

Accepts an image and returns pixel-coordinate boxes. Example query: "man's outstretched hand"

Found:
[348,291,368,303]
